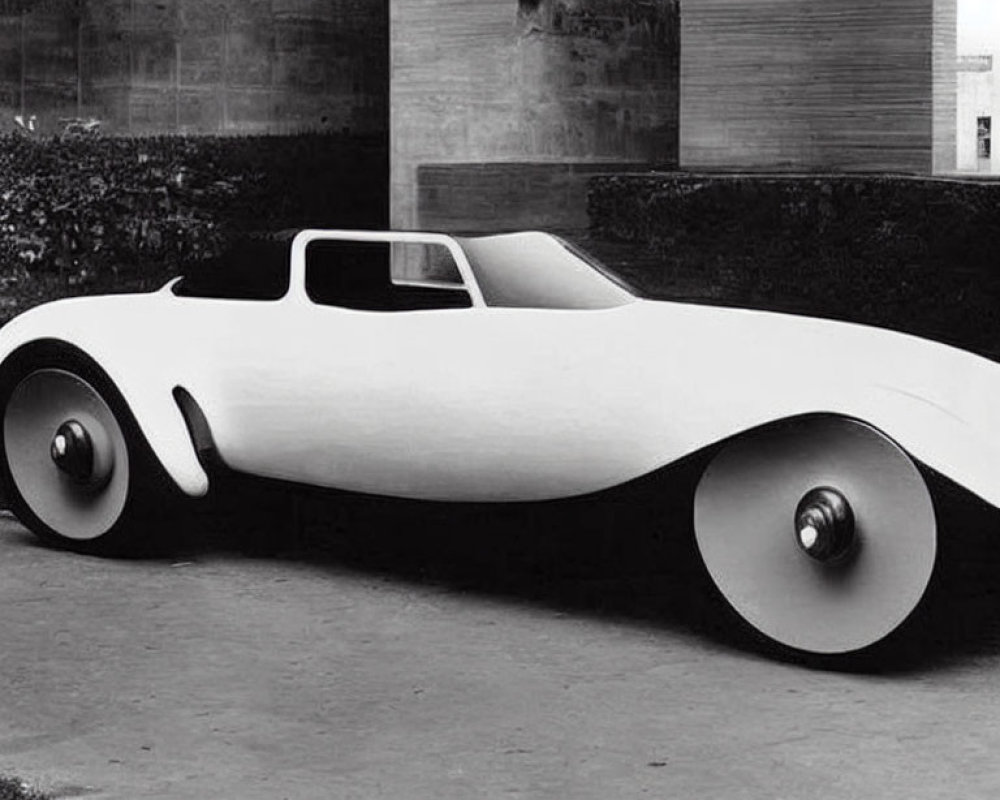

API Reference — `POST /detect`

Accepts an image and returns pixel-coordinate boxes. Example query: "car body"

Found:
[1,228,997,657]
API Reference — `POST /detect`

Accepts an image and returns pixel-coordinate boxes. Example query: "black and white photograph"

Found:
[1,0,1000,797]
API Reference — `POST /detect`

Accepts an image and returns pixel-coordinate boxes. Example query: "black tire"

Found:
[0,340,179,556]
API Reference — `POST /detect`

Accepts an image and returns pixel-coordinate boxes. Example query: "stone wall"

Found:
[587,172,1000,358]
[0,0,388,136]
[391,0,679,230]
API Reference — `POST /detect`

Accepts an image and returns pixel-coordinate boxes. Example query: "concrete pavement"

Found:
[2,490,1000,799]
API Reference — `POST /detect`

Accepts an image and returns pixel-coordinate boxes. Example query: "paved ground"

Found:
[4,480,1000,800]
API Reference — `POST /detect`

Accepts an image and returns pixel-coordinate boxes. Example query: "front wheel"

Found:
[693,415,938,658]
[0,344,173,555]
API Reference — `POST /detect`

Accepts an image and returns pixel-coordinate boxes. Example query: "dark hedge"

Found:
[0,132,387,323]
[587,173,1000,359]
[0,776,48,800]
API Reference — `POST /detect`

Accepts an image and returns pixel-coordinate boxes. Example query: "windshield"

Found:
[458,232,636,310]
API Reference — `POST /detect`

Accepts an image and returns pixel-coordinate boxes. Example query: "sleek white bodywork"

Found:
[2,230,999,509]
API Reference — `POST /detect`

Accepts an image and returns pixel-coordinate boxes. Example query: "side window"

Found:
[175,235,291,300]
[306,240,472,311]
[306,240,393,310]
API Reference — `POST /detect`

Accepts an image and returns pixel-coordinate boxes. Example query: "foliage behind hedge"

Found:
[0,133,387,323]
[588,174,1000,359]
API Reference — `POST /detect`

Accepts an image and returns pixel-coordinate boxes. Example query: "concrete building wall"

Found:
[0,0,388,136]
[934,0,957,172]
[390,0,679,231]
[681,0,957,173]
[0,1,83,126]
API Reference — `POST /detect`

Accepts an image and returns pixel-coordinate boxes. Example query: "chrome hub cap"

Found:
[51,420,95,484]
[795,487,855,563]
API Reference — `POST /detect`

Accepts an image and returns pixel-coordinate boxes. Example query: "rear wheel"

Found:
[693,415,938,658]
[0,344,173,555]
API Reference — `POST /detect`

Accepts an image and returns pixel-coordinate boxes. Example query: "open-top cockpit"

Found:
[174,229,636,312]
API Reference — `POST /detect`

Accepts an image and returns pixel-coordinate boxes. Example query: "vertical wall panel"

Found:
[681,0,955,173]
[933,0,957,173]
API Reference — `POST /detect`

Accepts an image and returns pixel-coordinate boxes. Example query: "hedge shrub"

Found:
[0,132,387,323]
[588,174,1000,358]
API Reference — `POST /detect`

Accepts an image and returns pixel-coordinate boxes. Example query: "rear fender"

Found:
[721,389,1000,511]
[839,385,1000,510]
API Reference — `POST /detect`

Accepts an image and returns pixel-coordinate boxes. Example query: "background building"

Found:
[955,0,1000,174]
[390,0,680,231]
[679,0,957,174]
[0,0,387,135]
[0,0,985,232]
[392,0,962,231]
[956,54,995,173]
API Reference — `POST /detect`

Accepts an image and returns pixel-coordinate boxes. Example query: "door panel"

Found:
[208,302,668,502]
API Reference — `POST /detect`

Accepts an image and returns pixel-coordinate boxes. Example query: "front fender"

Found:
[0,302,209,499]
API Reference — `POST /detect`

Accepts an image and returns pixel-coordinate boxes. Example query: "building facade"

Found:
[390,0,680,231]
[392,0,960,231]
[0,0,387,135]
[680,0,957,174]
[956,54,997,174]
[1,0,971,232]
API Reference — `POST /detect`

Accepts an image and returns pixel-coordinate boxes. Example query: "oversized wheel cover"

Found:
[4,369,130,541]
[694,416,937,655]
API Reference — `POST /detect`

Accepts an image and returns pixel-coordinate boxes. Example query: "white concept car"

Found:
[0,228,998,657]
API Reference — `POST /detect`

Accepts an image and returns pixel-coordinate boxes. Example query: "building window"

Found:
[978,117,992,159]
